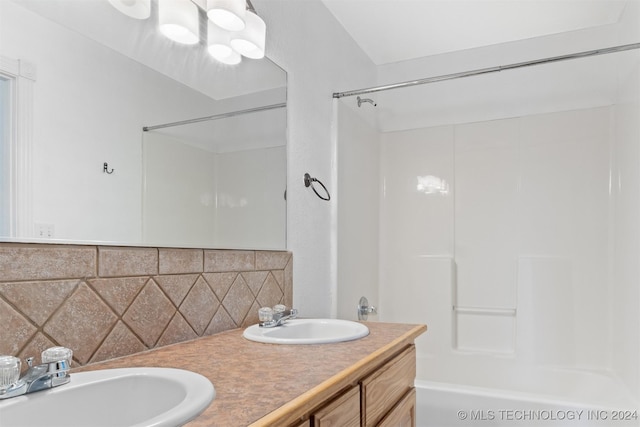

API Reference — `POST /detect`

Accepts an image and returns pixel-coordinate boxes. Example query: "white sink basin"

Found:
[243,318,369,344]
[0,367,215,427]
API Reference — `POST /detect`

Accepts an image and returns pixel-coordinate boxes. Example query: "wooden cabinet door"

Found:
[312,385,360,427]
[377,388,416,427]
[361,345,416,427]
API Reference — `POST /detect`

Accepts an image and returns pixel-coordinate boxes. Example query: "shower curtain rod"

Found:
[142,102,287,132]
[332,42,640,99]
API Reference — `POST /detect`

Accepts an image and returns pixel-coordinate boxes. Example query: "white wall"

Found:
[611,0,640,403]
[611,26,640,406]
[142,132,217,248]
[336,100,380,320]
[255,0,376,317]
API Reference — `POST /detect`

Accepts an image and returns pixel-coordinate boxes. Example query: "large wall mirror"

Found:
[0,0,287,250]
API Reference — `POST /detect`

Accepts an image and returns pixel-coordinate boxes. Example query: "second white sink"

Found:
[243,318,369,344]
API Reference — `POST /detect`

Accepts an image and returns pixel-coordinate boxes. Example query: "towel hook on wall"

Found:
[304,173,330,201]
[103,162,114,174]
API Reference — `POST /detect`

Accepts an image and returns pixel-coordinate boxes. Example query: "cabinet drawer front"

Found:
[312,385,360,427]
[361,345,416,427]
[377,388,416,427]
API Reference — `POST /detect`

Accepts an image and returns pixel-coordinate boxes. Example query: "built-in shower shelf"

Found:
[453,306,516,316]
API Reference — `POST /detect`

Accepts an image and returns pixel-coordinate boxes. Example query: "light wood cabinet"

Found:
[312,385,360,427]
[298,344,417,427]
[361,345,416,426]
[378,388,416,427]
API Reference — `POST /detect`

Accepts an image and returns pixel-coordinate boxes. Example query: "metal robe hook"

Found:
[103,162,114,174]
[304,173,330,201]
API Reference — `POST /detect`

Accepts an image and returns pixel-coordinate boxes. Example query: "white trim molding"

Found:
[0,55,36,238]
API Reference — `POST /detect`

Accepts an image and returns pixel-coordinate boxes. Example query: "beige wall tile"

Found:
[0,280,78,325]
[1,242,293,366]
[203,272,237,300]
[241,271,269,296]
[18,333,56,370]
[221,275,254,325]
[179,277,219,335]
[204,250,255,272]
[255,251,291,270]
[256,274,283,308]
[0,244,96,281]
[284,256,293,307]
[89,277,147,316]
[159,249,203,274]
[98,246,158,277]
[0,298,36,355]
[205,307,237,336]
[122,280,174,347]
[90,321,147,364]
[43,283,117,364]
[154,274,199,306]
[157,314,198,347]
[242,301,261,328]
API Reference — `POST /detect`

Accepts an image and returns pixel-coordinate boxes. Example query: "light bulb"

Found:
[159,0,199,45]
[230,10,265,59]
[207,21,241,65]
[206,0,246,32]
[108,0,151,19]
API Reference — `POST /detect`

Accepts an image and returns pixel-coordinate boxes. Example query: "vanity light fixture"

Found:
[206,0,246,31]
[107,0,151,19]
[206,0,266,63]
[230,7,266,59]
[207,21,243,64]
[158,0,200,45]
[108,0,267,64]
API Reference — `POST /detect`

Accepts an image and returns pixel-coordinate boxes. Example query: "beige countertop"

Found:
[78,321,427,427]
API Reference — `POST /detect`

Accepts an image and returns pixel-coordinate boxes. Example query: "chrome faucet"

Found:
[258,305,298,328]
[0,347,72,400]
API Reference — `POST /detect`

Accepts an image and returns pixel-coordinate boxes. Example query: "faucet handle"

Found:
[358,296,377,321]
[0,356,21,390]
[258,307,274,323]
[42,347,73,368]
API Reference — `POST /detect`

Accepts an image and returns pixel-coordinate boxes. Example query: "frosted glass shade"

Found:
[207,21,241,65]
[108,0,151,19]
[216,50,242,65]
[230,10,265,59]
[207,0,246,32]
[159,0,199,45]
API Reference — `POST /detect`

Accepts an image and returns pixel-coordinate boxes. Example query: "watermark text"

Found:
[456,409,638,423]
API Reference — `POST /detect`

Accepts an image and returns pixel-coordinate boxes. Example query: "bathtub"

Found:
[415,380,639,427]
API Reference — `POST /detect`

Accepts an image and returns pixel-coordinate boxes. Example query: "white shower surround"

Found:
[378,105,636,410]
[336,1,640,416]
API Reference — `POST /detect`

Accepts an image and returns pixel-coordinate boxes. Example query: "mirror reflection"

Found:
[0,0,287,250]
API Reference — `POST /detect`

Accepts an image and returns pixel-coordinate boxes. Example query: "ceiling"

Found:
[321,0,629,65]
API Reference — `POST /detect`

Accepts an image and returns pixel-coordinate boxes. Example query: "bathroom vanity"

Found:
[78,321,426,426]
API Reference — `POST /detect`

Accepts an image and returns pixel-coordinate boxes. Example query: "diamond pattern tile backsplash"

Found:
[0,243,292,368]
